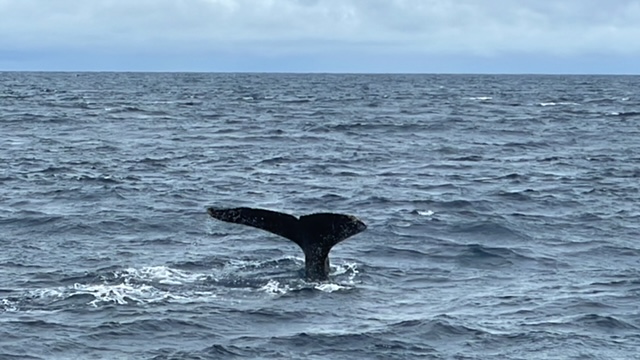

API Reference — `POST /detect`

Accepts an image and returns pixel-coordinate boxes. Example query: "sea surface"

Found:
[1,72,639,359]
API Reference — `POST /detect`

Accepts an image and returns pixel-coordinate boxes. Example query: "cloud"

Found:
[0,0,638,72]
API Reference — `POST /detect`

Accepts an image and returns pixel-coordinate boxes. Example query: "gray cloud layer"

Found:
[2,0,639,56]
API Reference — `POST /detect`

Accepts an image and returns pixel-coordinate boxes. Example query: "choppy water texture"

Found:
[1,72,640,359]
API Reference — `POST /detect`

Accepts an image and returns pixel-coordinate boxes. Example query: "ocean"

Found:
[1,72,639,359]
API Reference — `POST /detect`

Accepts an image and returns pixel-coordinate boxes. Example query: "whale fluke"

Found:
[207,207,367,281]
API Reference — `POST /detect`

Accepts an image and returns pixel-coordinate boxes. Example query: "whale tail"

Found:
[206,207,367,281]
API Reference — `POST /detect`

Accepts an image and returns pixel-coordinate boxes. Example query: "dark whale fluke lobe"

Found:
[207,207,367,281]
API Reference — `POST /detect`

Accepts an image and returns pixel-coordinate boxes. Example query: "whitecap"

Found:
[259,279,290,295]
[113,266,208,285]
[1,298,18,312]
[314,283,348,292]
[332,262,359,277]
[540,101,578,106]
[72,282,156,306]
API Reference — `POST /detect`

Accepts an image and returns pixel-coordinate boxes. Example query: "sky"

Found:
[0,0,639,74]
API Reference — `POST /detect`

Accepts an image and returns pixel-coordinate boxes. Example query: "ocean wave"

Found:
[4,72,640,358]
[0,259,364,312]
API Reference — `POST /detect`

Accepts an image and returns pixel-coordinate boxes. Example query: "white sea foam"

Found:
[539,101,578,106]
[332,262,359,277]
[259,279,290,295]
[314,283,348,292]
[4,266,220,309]
[7,261,357,308]
[1,298,18,312]
[112,266,208,285]
[74,282,157,306]
[74,283,215,307]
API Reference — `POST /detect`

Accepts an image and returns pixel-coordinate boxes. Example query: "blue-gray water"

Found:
[1,72,639,359]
